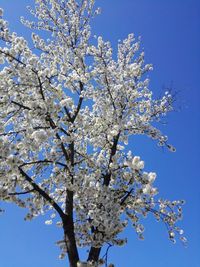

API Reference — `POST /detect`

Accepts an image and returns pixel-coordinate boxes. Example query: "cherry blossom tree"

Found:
[0,1,186,266]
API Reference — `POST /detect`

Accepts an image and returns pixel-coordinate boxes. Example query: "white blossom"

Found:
[148,172,157,183]
[131,156,145,170]
[0,8,3,17]
[143,184,152,195]
[31,129,47,142]
[60,97,73,107]
[45,220,53,225]
[0,0,185,265]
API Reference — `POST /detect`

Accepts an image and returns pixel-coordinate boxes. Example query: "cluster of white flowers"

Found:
[131,156,145,170]
[0,0,186,265]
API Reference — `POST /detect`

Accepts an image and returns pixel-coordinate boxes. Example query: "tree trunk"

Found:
[87,247,101,262]
[64,141,79,267]
[64,221,79,267]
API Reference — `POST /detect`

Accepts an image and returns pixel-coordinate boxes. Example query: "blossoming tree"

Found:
[0,1,186,266]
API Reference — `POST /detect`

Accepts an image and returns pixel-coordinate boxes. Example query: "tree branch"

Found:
[8,189,34,196]
[21,160,67,168]
[120,188,134,205]
[18,166,66,220]
[103,132,120,186]
[11,100,31,110]
[87,247,101,262]
[71,82,84,122]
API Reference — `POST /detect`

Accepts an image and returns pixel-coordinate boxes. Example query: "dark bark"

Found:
[103,133,120,186]
[11,100,31,110]
[71,82,84,122]
[63,141,80,267]
[87,133,120,262]
[87,247,101,262]
[63,217,79,267]
[18,167,65,220]
[62,82,84,266]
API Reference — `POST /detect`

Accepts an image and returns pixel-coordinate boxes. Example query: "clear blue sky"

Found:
[0,1,199,266]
